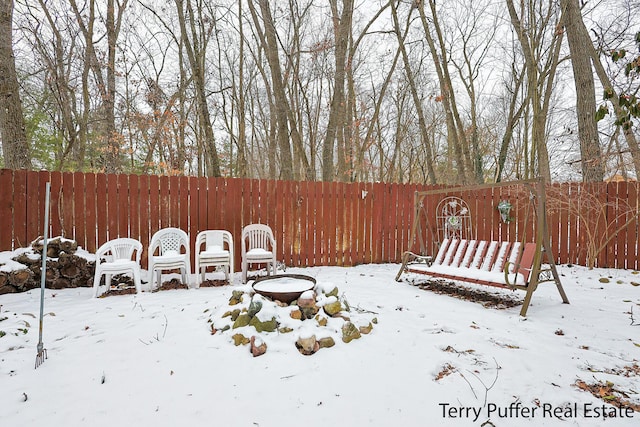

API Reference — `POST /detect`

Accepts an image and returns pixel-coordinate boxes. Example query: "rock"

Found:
[296,335,319,355]
[325,286,339,297]
[334,313,351,322]
[232,333,249,346]
[233,313,251,329]
[318,337,335,348]
[290,309,302,320]
[222,309,241,320]
[323,300,342,317]
[248,300,263,317]
[250,336,267,357]
[299,305,319,320]
[278,327,294,334]
[229,290,245,305]
[315,315,328,327]
[359,322,373,334]
[298,294,320,319]
[371,317,378,324]
[249,316,277,333]
[342,321,361,343]
[297,291,317,308]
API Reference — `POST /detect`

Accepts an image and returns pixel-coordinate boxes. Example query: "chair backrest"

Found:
[96,238,142,264]
[195,230,233,254]
[241,224,275,254]
[150,227,189,256]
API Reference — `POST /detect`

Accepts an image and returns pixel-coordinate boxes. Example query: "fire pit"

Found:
[252,274,316,303]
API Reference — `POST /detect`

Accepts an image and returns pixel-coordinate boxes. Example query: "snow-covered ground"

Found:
[0,261,638,426]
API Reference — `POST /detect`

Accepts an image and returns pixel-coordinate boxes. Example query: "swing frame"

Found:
[396,178,569,317]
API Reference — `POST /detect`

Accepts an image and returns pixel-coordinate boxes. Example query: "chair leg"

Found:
[133,268,142,294]
[243,261,249,284]
[93,272,102,298]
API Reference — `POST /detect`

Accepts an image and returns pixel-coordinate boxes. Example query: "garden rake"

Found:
[35,182,50,369]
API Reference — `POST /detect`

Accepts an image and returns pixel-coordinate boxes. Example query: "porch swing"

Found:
[395,178,569,317]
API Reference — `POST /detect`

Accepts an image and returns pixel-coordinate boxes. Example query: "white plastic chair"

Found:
[148,227,191,290]
[194,230,234,287]
[92,238,143,298]
[241,224,277,284]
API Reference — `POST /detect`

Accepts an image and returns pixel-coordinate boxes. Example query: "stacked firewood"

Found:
[0,237,95,295]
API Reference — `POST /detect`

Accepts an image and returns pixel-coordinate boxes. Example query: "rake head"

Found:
[35,344,48,369]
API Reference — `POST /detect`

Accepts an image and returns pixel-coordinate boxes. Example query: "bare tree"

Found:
[0,0,30,169]
[321,0,353,181]
[505,0,564,182]
[417,0,470,184]
[390,0,437,184]
[561,0,604,182]
[68,0,128,173]
[174,0,221,177]
[247,0,299,180]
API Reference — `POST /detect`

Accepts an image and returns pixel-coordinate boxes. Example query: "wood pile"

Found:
[0,237,95,295]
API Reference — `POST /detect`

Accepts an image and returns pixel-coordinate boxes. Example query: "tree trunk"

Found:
[175,0,221,177]
[562,0,604,182]
[0,0,31,169]
[390,0,436,184]
[418,1,467,184]
[505,0,561,182]
[249,0,294,180]
[322,0,353,181]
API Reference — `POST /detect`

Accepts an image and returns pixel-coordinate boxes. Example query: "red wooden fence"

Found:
[1,169,638,271]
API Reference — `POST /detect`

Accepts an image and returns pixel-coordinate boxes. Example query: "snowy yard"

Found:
[0,262,639,426]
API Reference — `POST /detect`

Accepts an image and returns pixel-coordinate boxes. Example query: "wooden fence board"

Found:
[129,174,140,243]
[72,172,86,249]
[0,170,13,250]
[298,180,308,266]
[325,182,335,266]
[138,174,150,250]
[363,182,374,264]
[292,181,301,267]
[626,183,639,270]
[13,170,27,248]
[94,173,107,245]
[148,175,160,237]
[196,177,207,232]
[84,173,97,252]
[159,175,170,229]
[335,182,346,266]
[612,182,625,269]
[106,174,118,239]
[285,180,295,266]
[25,171,41,247]
[314,181,324,266]
[37,172,51,247]
[179,176,189,235]
[117,174,129,238]
[49,172,63,240]
[61,172,74,239]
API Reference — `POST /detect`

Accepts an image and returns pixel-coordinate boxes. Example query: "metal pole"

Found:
[35,182,50,368]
